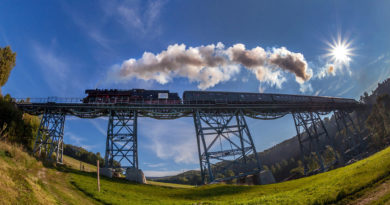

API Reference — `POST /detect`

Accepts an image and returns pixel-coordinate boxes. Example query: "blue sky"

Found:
[1,0,390,177]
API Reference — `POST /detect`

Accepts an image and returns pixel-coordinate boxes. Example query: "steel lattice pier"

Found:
[105,109,138,169]
[334,110,363,160]
[193,109,261,183]
[33,110,65,163]
[292,112,340,175]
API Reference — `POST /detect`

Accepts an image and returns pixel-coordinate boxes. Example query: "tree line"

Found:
[0,46,40,150]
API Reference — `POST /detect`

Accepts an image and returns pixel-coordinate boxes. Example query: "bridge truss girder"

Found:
[193,109,261,184]
[33,110,66,163]
[105,109,138,169]
[293,112,339,175]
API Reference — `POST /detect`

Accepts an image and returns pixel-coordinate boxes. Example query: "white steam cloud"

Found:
[111,42,313,90]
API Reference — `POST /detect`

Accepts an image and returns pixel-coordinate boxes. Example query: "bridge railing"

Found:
[12,97,83,104]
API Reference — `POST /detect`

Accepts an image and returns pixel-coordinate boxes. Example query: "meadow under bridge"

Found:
[15,94,364,184]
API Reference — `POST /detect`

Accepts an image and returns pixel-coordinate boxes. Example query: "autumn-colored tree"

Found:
[0,46,16,93]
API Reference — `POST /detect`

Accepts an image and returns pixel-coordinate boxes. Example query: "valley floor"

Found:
[2,141,390,204]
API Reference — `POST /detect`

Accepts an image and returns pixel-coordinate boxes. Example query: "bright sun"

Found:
[326,35,354,66]
[332,44,348,61]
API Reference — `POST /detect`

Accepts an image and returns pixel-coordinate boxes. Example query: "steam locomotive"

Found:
[82,89,357,105]
[82,89,181,104]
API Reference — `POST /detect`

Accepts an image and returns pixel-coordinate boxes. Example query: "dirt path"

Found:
[348,179,390,205]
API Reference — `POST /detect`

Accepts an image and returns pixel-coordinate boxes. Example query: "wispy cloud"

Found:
[65,132,98,151]
[314,89,322,96]
[143,162,166,168]
[89,119,107,136]
[32,42,69,93]
[337,84,354,97]
[62,4,113,50]
[140,119,198,164]
[63,0,165,50]
[366,54,390,94]
[367,54,385,66]
[101,0,165,37]
[31,41,83,95]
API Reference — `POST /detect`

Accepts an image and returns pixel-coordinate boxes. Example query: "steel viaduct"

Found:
[15,95,364,184]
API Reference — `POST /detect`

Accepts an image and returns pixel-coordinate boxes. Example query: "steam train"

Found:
[82,89,357,105]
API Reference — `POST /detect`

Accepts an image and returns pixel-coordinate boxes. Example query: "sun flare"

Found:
[332,44,348,61]
[326,35,354,66]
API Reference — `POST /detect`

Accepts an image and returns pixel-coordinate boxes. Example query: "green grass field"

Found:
[69,146,390,204]
[2,140,390,204]
[147,180,194,189]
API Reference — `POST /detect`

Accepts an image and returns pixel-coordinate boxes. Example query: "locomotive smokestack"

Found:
[112,42,312,90]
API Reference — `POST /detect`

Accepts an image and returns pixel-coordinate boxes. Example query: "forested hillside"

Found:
[63,144,105,167]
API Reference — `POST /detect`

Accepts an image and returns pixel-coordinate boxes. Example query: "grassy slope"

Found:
[0,142,56,204]
[62,155,98,172]
[70,146,390,204]
[2,141,390,204]
[0,142,97,205]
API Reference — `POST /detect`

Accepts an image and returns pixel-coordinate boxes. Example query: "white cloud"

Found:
[314,89,322,96]
[299,82,313,93]
[140,119,198,164]
[110,43,313,90]
[143,170,188,177]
